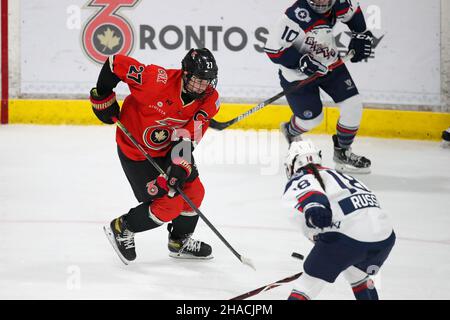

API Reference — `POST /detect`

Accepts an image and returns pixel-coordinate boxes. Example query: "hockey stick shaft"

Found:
[210,50,355,131]
[230,252,304,300]
[113,119,255,269]
[230,272,303,300]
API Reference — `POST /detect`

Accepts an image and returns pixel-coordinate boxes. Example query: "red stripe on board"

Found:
[1,0,8,124]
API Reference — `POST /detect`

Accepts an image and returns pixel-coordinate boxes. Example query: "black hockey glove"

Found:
[299,54,328,76]
[305,206,332,229]
[167,159,193,196]
[90,87,120,124]
[167,138,199,196]
[348,30,373,63]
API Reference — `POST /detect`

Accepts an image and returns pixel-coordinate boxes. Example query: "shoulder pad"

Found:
[285,1,319,31]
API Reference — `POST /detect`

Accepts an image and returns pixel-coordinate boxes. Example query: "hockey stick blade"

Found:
[210,50,355,131]
[209,118,231,131]
[240,255,256,271]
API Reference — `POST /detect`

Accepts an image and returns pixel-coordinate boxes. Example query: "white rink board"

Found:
[20,0,441,105]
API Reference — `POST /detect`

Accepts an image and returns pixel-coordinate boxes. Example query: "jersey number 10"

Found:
[281,26,300,43]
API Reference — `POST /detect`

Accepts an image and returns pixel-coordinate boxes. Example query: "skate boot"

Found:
[280,122,303,145]
[333,135,371,174]
[168,224,212,260]
[104,216,136,265]
[441,128,450,149]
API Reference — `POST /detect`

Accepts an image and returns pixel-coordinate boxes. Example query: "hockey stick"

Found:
[230,252,304,300]
[113,118,256,270]
[210,50,355,131]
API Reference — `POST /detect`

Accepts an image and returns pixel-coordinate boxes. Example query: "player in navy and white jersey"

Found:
[282,140,395,300]
[264,0,374,173]
[442,127,450,148]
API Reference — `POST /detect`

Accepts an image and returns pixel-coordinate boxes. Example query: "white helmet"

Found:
[307,0,336,14]
[285,140,322,179]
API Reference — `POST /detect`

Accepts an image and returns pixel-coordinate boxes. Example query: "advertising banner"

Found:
[20,0,441,106]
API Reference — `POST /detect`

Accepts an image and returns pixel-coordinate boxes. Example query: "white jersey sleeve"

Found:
[264,14,305,57]
[282,172,331,241]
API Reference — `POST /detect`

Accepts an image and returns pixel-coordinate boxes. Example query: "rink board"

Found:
[7,99,450,140]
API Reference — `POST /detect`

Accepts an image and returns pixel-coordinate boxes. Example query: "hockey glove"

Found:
[299,54,328,76]
[167,158,193,196]
[145,175,169,200]
[348,30,373,63]
[305,205,332,229]
[90,87,120,124]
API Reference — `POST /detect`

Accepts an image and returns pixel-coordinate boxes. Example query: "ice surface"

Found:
[0,125,449,299]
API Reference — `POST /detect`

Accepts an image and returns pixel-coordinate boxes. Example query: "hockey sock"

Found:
[169,214,200,239]
[336,95,363,148]
[123,202,164,233]
[288,289,310,300]
[351,279,378,300]
[288,113,324,136]
[336,122,359,149]
[288,116,309,136]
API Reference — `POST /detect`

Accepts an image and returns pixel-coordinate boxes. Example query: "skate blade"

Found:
[169,252,214,260]
[103,225,130,266]
[335,163,371,174]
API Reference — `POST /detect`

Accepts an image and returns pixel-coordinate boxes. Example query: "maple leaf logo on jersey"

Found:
[142,119,188,151]
[147,128,170,146]
[154,130,167,142]
[82,0,141,64]
[97,27,121,52]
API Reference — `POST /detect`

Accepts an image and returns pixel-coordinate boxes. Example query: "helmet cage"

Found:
[182,48,218,99]
[307,0,336,14]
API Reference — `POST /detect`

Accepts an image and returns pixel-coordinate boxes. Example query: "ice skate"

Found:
[333,135,371,174]
[104,216,136,265]
[280,122,303,145]
[168,226,213,260]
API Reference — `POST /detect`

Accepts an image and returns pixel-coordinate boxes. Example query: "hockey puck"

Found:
[291,252,304,260]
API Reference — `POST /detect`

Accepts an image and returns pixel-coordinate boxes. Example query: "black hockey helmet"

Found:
[307,0,336,14]
[181,48,218,99]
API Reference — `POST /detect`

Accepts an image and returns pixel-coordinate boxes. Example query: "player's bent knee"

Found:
[150,196,184,222]
[292,112,324,131]
[183,178,205,208]
[342,266,369,284]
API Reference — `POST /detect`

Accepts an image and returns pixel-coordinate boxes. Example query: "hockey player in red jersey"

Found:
[90,48,220,264]
[264,0,373,173]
